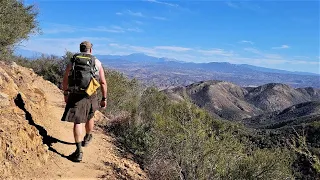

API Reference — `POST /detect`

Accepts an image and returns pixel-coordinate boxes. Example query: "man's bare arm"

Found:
[62,64,72,92]
[99,67,107,99]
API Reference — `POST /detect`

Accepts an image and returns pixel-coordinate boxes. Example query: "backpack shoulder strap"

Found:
[70,53,81,63]
[90,55,97,77]
[91,55,96,68]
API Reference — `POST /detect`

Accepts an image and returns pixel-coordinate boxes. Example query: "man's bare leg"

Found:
[74,123,83,152]
[85,117,94,134]
[68,123,83,162]
[83,118,94,147]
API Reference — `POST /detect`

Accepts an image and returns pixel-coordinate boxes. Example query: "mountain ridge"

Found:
[243,101,320,129]
[96,53,320,89]
[163,80,320,121]
[96,53,319,76]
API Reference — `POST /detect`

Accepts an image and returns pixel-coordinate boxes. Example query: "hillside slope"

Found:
[0,61,148,180]
[163,81,320,120]
[243,101,320,129]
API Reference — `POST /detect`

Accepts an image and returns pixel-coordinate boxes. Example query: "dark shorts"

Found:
[61,93,99,124]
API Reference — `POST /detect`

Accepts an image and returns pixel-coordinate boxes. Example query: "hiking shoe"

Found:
[68,150,83,162]
[82,134,93,147]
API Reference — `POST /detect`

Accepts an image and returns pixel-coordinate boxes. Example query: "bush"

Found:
[288,129,320,177]
[146,101,293,179]
[103,70,141,115]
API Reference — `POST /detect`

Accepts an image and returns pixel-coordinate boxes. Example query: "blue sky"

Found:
[20,0,320,74]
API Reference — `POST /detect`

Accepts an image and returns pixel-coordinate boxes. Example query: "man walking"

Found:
[61,41,107,162]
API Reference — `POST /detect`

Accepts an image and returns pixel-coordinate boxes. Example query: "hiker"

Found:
[61,41,107,162]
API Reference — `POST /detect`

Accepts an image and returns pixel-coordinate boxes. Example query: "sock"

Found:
[85,133,92,140]
[76,142,82,153]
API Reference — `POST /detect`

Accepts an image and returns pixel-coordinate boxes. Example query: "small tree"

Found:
[0,0,39,55]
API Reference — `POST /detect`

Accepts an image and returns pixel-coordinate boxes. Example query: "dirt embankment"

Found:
[0,61,148,180]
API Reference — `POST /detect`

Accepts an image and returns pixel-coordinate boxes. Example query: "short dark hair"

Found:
[80,41,92,52]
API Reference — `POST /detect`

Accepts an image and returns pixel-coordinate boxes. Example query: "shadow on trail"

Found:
[14,93,74,160]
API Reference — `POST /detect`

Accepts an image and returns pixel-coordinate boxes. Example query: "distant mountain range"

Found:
[15,49,320,88]
[94,53,320,88]
[96,53,319,76]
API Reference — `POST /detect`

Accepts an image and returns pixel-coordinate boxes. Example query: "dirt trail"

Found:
[0,61,148,180]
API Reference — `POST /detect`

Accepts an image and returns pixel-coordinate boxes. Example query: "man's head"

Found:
[80,41,93,53]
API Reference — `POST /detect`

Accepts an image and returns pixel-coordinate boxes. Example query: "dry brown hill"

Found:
[243,101,320,129]
[0,61,148,180]
[163,80,320,121]
[245,83,320,112]
[164,80,261,120]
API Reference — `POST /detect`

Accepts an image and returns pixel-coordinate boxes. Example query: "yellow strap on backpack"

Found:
[85,78,100,96]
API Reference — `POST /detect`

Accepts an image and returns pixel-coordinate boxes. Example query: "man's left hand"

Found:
[100,100,107,109]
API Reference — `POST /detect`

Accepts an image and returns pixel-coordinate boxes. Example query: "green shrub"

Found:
[105,87,294,179]
[103,70,141,115]
[146,101,294,179]
[288,129,320,175]
[225,148,294,180]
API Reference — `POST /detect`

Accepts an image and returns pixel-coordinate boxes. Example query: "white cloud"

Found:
[134,20,144,25]
[290,60,319,65]
[155,46,191,52]
[109,43,125,48]
[272,45,290,49]
[42,23,77,34]
[42,28,75,34]
[118,10,167,20]
[239,40,254,45]
[244,48,261,54]
[88,26,125,33]
[294,56,310,59]
[42,23,142,34]
[106,44,190,55]
[130,45,158,55]
[244,48,285,60]
[153,16,167,21]
[126,10,145,17]
[116,10,146,18]
[264,54,282,59]
[144,0,179,7]
[226,1,239,9]
[198,48,235,56]
[19,37,112,56]
[127,28,143,32]
[240,2,263,12]
[226,1,265,13]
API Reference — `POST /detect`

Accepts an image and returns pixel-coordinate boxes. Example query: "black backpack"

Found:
[68,53,97,92]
